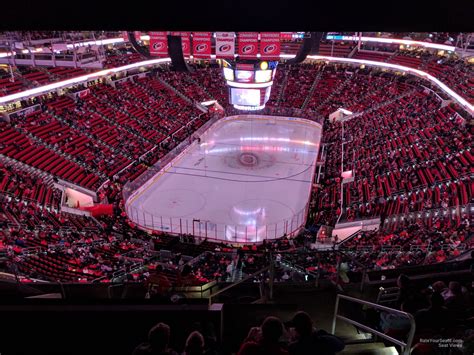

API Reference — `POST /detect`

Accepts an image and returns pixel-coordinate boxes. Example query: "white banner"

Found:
[215,32,235,59]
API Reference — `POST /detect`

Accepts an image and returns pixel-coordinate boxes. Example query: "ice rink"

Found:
[126,115,322,243]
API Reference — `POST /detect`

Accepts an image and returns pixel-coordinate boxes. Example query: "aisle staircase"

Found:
[276,70,290,105]
[316,71,355,111]
[301,69,324,110]
[332,294,415,355]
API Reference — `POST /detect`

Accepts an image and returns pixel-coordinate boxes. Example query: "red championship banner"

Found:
[180,32,191,56]
[192,32,212,58]
[171,32,191,56]
[121,31,129,42]
[238,32,259,59]
[215,32,235,59]
[134,31,142,41]
[260,32,281,60]
[149,31,168,57]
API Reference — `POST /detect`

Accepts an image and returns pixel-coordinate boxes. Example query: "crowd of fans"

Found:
[0,51,472,288]
[340,215,473,270]
[132,311,345,355]
[314,86,472,225]
[366,274,473,354]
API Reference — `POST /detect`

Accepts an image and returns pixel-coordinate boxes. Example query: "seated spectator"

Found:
[444,281,469,318]
[414,292,454,334]
[133,322,178,355]
[396,274,427,313]
[146,265,172,300]
[238,316,288,355]
[288,311,345,355]
[431,281,448,296]
[178,264,199,286]
[183,331,206,355]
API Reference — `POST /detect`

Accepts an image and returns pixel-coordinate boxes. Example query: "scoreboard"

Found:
[221,59,278,110]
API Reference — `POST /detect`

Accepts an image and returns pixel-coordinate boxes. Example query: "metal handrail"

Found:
[332,294,415,355]
[343,202,472,226]
[384,202,472,226]
[376,286,400,304]
[208,265,271,306]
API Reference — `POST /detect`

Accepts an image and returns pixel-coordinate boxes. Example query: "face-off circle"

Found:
[239,153,259,167]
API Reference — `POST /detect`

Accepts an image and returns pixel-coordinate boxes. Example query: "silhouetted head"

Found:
[148,322,171,352]
[291,311,313,337]
[430,292,445,309]
[432,281,447,293]
[261,316,284,343]
[397,274,411,288]
[448,281,462,295]
[185,331,205,355]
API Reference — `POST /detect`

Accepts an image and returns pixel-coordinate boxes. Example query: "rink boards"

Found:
[125,115,322,243]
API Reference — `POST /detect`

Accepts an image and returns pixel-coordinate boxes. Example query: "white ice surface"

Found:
[127,116,322,243]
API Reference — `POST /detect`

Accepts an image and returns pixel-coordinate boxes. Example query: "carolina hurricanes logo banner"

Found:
[215,32,235,59]
[260,32,281,59]
[192,32,212,58]
[170,32,191,56]
[238,32,259,59]
[149,31,168,57]
[180,32,191,57]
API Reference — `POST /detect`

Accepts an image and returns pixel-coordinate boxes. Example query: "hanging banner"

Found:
[215,32,235,59]
[280,32,293,41]
[260,32,281,60]
[149,31,168,57]
[192,32,212,58]
[180,32,191,56]
[121,31,128,42]
[170,32,191,56]
[238,32,259,59]
[134,31,142,41]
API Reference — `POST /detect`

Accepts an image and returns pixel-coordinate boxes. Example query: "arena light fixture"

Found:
[0,58,171,104]
[200,100,217,106]
[0,51,15,58]
[66,38,125,49]
[2,53,472,115]
[289,54,474,114]
[325,35,456,52]
[0,34,458,59]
